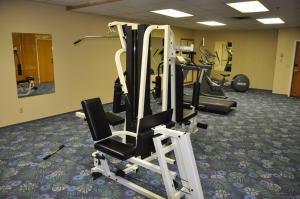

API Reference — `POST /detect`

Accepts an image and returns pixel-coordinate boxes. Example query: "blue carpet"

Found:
[0,89,300,199]
[18,82,55,98]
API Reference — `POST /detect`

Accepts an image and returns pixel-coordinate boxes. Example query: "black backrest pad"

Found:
[81,98,112,141]
[175,64,183,122]
[135,109,173,157]
[138,109,173,133]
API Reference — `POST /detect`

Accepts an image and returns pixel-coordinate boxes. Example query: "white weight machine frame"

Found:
[17,79,36,97]
[91,124,204,199]
[75,21,196,126]
[77,22,205,199]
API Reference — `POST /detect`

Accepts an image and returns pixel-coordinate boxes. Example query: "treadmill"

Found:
[184,94,236,114]
[178,57,237,114]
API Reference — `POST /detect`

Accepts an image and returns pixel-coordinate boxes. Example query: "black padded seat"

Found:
[82,98,135,160]
[17,76,35,84]
[105,112,125,126]
[17,79,29,84]
[82,97,174,161]
[26,76,34,81]
[94,138,135,160]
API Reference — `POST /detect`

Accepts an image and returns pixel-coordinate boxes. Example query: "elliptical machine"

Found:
[198,40,227,98]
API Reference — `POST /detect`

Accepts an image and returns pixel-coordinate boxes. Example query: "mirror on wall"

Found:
[213,41,233,72]
[151,36,164,75]
[150,36,164,93]
[12,32,55,98]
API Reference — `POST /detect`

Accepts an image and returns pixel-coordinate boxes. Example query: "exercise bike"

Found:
[13,48,38,97]
[17,76,38,97]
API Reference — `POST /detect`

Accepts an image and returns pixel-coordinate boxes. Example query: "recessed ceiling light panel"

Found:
[256,17,285,24]
[151,9,193,18]
[197,21,226,26]
[227,1,269,13]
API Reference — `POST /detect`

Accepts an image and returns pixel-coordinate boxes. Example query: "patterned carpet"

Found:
[18,82,55,98]
[0,89,300,199]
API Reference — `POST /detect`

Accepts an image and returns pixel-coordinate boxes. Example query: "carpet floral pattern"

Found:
[0,90,300,199]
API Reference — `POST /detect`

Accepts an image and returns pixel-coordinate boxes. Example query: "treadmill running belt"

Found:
[184,95,237,114]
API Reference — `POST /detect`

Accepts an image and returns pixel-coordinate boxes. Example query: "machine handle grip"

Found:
[73,39,82,45]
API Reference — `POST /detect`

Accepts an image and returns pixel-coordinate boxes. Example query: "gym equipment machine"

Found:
[75,22,152,133]
[13,48,38,97]
[150,48,208,130]
[178,56,237,114]
[198,40,227,98]
[78,22,206,199]
[82,98,204,199]
[17,77,38,97]
[200,40,250,93]
[111,27,206,132]
[17,76,38,97]
[174,56,208,130]
[152,51,237,114]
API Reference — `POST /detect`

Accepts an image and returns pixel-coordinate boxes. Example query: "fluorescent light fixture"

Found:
[227,1,269,13]
[256,17,285,24]
[151,9,193,18]
[197,21,226,26]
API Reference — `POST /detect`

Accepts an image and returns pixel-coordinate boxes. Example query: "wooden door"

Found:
[22,34,39,81]
[291,42,300,97]
[13,33,39,81]
[37,39,54,83]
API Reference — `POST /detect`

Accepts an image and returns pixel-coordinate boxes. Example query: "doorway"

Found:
[290,41,300,97]
[36,39,54,83]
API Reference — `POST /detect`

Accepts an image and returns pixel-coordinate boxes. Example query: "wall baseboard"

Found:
[0,102,113,129]
[249,88,272,92]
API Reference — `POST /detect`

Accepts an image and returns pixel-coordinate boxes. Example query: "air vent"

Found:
[231,16,252,20]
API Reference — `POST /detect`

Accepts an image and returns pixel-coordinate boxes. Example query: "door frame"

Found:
[288,40,300,97]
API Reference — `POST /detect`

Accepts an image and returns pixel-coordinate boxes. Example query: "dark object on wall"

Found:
[13,49,22,76]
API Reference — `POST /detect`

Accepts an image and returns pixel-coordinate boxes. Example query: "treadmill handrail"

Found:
[177,63,211,71]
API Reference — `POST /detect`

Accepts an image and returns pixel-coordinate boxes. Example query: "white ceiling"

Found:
[32,0,300,30]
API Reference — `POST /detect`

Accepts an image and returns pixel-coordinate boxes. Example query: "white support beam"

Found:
[136,25,175,130]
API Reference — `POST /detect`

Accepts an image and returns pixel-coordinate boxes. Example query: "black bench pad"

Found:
[94,138,135,160]
[17,76,35,84]
[165,121,175,129]
[105,112,125,126]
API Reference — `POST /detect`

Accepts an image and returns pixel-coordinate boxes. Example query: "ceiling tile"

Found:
[30,0,300,30]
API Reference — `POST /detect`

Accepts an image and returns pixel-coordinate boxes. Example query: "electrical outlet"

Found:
[19,108,23,113]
